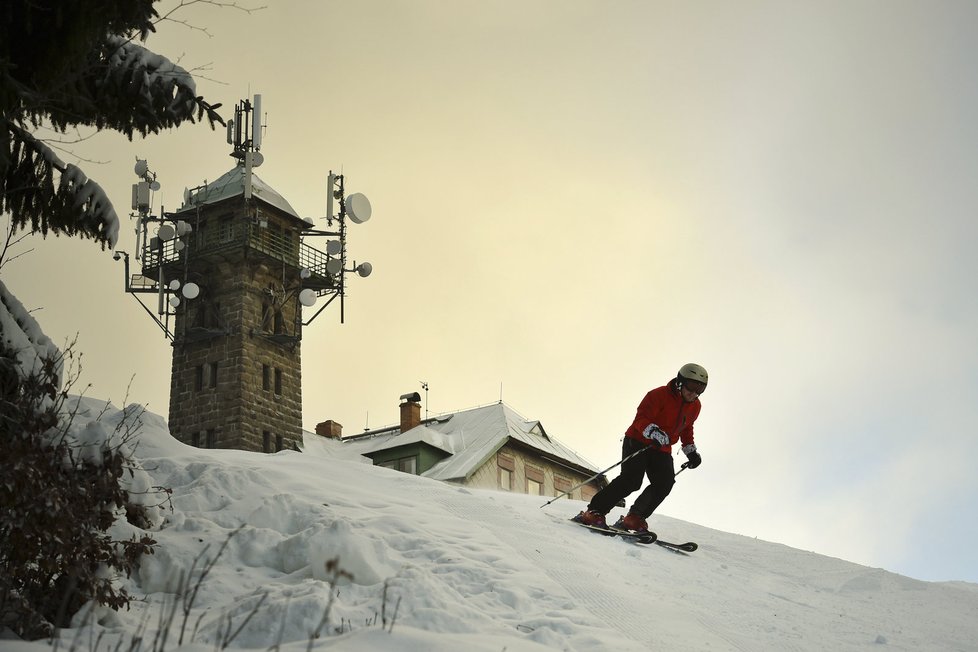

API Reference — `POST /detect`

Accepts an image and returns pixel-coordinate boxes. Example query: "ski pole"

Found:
[674,461,689,477]
[540,442,652,508]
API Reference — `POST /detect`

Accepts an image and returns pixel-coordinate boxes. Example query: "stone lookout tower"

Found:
[119,96,372,452]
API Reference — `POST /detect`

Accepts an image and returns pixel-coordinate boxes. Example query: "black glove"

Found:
[686,451,702,469]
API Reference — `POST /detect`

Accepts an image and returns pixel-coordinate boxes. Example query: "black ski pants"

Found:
[587,437,676,519]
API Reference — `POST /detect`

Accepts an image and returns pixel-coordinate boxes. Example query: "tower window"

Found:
[209,362,218,388]
[194,365,204,391]
[262,364,271,391]
[262,299,272,331]
[275,434,284,452]
[263,431,272,453]
[274,368,282,395]
[206,428,216,448]
[219,217,235,243]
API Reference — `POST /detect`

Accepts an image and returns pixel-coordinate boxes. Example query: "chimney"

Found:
[399,392,422,432]
[315,420,343,439]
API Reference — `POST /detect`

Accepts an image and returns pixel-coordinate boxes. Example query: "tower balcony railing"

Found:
[140,220,336,291]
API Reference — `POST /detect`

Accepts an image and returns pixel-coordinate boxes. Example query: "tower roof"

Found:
[177,165,300,218]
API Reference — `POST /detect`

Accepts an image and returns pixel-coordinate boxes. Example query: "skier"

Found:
[573,363,707,533]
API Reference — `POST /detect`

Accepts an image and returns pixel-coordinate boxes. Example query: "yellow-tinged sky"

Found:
[4,0,978,582]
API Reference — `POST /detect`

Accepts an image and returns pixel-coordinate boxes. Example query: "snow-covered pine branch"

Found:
[2,123,119,248]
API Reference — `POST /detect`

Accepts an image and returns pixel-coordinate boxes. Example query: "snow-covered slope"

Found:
[11,399,978,652]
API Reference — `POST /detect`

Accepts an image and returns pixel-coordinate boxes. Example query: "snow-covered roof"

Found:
[176,165,300,218]
[359,424,456,456]
[339,403,599,482]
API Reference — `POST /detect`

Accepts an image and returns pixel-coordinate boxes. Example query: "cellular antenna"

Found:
[252,94,262,150]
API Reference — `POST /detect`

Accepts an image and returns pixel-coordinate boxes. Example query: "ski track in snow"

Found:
[432,490,745,651]
[436,492,646,643]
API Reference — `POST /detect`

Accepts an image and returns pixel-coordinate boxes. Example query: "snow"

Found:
[4,399,978,652]
[0,279,63,401]
[104,36,197,107]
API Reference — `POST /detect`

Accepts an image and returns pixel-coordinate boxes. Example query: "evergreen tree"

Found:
[0,0,223,249]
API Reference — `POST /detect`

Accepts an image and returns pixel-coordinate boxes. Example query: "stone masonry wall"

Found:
[168,202,304,453]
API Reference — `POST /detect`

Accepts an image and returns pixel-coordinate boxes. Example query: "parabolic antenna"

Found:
[134,159,148,177]
[299,289,318,307]
[356,262,373,278]
[251,151,265,167]
[326,240,342,255]
[168,279,181,291]
[150,181,161,191]
[346,193,372,224]
[326,258,343,274]
[158,224,176,241]
[182,282,200,299]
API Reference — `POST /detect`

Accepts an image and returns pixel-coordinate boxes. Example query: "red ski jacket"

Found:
[623,380,701,453]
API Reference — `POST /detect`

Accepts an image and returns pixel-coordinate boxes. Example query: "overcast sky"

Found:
[4,0,977,583]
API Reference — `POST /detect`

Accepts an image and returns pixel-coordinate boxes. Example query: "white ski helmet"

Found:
[678,363,708,391]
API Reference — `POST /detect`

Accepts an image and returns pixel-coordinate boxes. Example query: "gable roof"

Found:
[339,402,599,482]
[176,165,301,219]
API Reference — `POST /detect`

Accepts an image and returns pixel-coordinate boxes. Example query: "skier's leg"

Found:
[628,451,676,518]
[586,438,647,515]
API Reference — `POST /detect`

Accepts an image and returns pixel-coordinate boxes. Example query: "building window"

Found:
[262,299,272,331]
[274,368,282,395]
[379,456,417,474]
[194,365,204,391]
[209,362,218,388]
[192,431,201,447]
[274,309,284,335]
[526,465,544,496]
[276,434,284,452]
[497,453,515,491]
[499,468,512,491]
[205,428,216,448]
[262,364,271,391]
[219,217,235,243]
[263,431,271,453]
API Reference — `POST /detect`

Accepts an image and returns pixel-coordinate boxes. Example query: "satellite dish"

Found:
[346,193,372,224]
[176,221,192,236]
[252,151,265,167]
[168,279,181,291]
[158,224,176,241]
[356,262,373,278]
[150,181,161,191]
[326,258,343,274]
[182,282,200,299]
[299,289,318,307]
[326,240,342,255]
[168,295,181,308]
[299,268,311,279]
[134,159,148,176]
[173,240,185,252]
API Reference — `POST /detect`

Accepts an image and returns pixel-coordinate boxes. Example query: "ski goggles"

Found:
[682,380,707,395]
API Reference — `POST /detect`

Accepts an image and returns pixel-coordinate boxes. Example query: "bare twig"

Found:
[154,0,267,37]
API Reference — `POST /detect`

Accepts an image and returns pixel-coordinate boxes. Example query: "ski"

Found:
[571,520,658,544]
[654,540,698,553]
